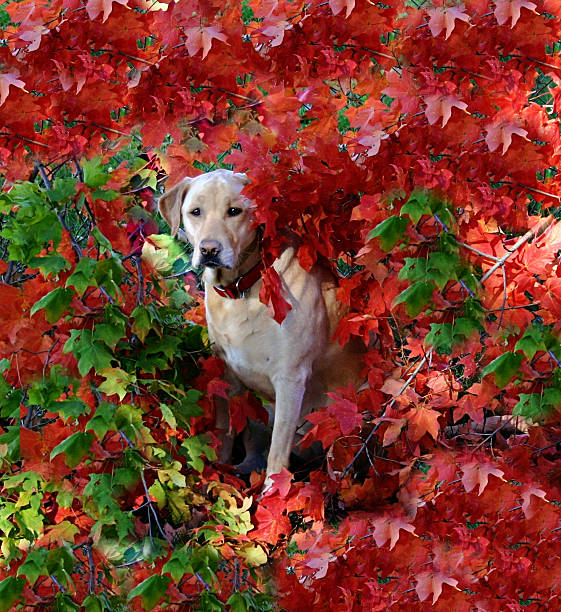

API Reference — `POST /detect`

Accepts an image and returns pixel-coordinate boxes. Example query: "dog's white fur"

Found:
[159,169,364,484]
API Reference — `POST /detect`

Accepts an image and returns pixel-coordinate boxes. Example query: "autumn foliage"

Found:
[2,0,561,609]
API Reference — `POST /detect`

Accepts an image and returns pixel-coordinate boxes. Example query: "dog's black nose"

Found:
[199,240,222,257]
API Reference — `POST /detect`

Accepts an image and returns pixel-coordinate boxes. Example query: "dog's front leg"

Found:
[265,371,308,486]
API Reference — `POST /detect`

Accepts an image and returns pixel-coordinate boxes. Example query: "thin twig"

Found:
[496,265,508,329]
[481,216,554,283]
[338,348,433,480]
[134,255,144,305]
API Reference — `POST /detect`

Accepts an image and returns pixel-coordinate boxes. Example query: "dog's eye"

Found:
[190,208,201,216]
[227,207,243,217]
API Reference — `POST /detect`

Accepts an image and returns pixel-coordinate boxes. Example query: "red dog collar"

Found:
[213,260,264,299]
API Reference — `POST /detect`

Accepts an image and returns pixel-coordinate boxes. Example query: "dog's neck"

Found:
[203,234,261,288]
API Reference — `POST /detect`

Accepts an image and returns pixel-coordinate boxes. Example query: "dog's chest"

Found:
[206,294,278,398]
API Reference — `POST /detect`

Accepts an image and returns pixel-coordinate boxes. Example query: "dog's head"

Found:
[159,169,253,270]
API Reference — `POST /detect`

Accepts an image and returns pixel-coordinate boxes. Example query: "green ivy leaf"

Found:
[30,287,74,323]
[91,227,113,253]
[1,197,61,263]
[398,258,428,283]
[50,432,94,468]
[227,592,250,612]
[367,215,409,252]
[482,352,523,388]
[149,479,167,509]
[393,281,434,318]
[162,545,193,582]
[196,591,224,612]
[427,251,457,289]
[53,592,80,611]
[0,577,25,612]
[83,595,103,612]
[131,305,154,343]
[127,575,171,610]
[92,188,120,201]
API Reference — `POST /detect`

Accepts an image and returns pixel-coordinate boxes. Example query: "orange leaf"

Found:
[404,405,441,441]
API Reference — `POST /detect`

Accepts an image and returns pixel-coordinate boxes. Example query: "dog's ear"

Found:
[158,177,192,236]
[233,172,250,186]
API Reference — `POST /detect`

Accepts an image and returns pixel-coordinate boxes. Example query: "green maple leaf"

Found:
[393,281,434,318]
[400,190,432,223]
[63,329,114,375]
[127,575,171,610]
[482,352,523,388]
[367,215,409,251]
[97,367,136,401]
[50,432,94,467]
[515,326,545,361]
[82,156,110,188]
[29,254,70,279]
[0,577,25,612]
[66,257,97,296]
[30,287,74,323]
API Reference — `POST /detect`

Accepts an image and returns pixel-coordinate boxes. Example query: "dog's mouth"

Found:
[200,257,232,270]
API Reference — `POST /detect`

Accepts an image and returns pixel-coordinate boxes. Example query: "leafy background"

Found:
[2,0,561,610]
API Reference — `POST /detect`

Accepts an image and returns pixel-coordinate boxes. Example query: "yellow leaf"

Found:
[237,543,267,567]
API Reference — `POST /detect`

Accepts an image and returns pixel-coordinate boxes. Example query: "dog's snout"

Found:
[199,240,222,257]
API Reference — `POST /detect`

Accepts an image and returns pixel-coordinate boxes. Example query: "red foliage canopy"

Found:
[2,0,561,609]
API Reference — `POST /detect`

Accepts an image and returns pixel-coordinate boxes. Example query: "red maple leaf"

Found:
[424,93,468,127]
[86,0,128,22]
[494,0,537,27]
[184,25,228,59]
[0,71,26,105]
[259,266,292,324]
[461,460,504,495]
[427,5,470,39]
[329,0,355,18]
[415,570,459,604]
[252,499,291,544]
[369,513,416,550]
[520,486,547,519]
[228,392,269,434]
[404,405,441,441]
[485,120,528,154]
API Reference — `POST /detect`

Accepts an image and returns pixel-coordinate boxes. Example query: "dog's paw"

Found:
[235,453,267,476]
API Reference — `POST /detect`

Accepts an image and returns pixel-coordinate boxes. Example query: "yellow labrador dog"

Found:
[159,169,364,486]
